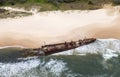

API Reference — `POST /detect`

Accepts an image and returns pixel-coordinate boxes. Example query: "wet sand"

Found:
[0,6,120,48]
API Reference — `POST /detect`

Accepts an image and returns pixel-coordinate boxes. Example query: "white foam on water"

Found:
[1,38,120,77]
[17,56,38,60]
[0,59,40,77]
[53,39,120,60]
[44,59,68,76]
[103,49,118,60]
[0,57,70,77]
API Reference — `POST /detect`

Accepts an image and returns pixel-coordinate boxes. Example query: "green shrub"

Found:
[113,0,120,4]
[0,0,6,5]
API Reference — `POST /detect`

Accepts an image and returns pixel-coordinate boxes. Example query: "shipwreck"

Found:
[21,38,96,57]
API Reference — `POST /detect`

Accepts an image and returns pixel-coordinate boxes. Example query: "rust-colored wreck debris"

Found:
[21,38,96,57]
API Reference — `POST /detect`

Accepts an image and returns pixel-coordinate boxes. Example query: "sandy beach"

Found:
[0,6,120,48]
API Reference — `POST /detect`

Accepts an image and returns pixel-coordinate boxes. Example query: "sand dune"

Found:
[0,6,120,48]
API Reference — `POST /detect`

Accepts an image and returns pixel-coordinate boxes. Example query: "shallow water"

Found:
[0,39,120,77]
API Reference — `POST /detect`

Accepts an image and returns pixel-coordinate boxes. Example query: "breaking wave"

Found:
[0,39,120,77]
[54,39,120,59]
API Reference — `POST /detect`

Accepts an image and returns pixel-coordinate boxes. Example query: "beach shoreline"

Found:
[0,6,120,48]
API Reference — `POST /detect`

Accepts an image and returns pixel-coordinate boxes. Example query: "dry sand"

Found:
[0,6,120,48]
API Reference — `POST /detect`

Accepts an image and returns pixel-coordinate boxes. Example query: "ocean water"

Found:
[0,39,120,77]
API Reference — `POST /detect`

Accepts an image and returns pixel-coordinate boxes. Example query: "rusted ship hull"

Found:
[21,38,96,57]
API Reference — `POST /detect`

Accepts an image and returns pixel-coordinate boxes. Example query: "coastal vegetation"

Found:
[0,0,119,11]
[0,0,119,18]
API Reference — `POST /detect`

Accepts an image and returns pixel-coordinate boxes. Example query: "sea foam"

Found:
[53,39,120,60]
